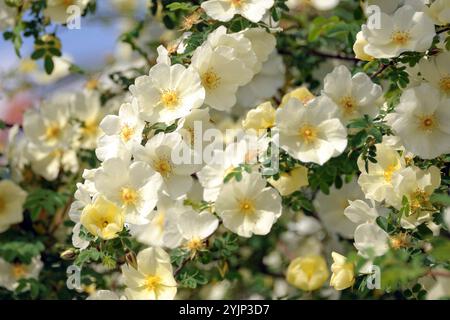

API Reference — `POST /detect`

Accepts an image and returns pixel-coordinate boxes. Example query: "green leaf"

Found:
[430,193,450,206]
[75,248,102,266]
[31,48,46,60]
[0,241,45,264]
[44,55,54,74]
[376,216,389,233]
[177,270,208,289]
[24,189,68,221]
[166,2,198,12]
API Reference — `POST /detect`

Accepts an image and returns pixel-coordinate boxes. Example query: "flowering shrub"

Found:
[0,0,450,300]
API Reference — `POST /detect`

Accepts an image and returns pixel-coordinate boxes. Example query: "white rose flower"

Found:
[206,26,258,74]
[274,96,347,165]
[322,65,383,124]
[191,43,252,111]
[0,180,27,233]
[0,256,43,291]
[215,172,282,237]
[121,247,177,300]
[0,1,15,31]
[177,209,219,252]
[43,0,90,24]
[357,142,406,203]
[94,158,163,225]
[23,95,77,150]
[133,132,201,199]
[416,51,450,97]
[201,0,275,23]
[72,90,106,150]
[96,99,145,162]
[130,63,205,123]
[354,222,389,258]
[390,165,441,229]
[427,0,450,26]
[362,5,436,58]
[313,178,364,239]
[236,51,286,108]
[386,83,450,159]
[131,194,185,248]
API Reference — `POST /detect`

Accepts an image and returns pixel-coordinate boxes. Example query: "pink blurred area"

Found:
[0,91,35,125]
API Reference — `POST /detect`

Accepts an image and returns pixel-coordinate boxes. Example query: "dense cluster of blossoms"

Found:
[0,0,450,300]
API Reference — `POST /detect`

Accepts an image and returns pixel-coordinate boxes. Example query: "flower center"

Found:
[83,120,98,137]
[231,0,244,7]
[12,264,27,279]
[439,76,450,94]
[63,0,75,7]
[121,187,139,205]
[145,275,161,291]
[339,96,357,115]
[409,189,431,215]
[299,125,317,143]
[45,124,61,141]
[120,125,135,142]
[383,164,398,182]
[186,237,204,251]
[390,233,409,250]
[391,31,410,45]
[201,69,221,90]
[153,158,172,177]
[160,90,180,109]
[239,198,255,215]
[418,115,436,132]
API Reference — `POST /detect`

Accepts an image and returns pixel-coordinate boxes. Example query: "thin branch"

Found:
[370,61,393,79]
[437,26,450,34]
[174,257,190,277]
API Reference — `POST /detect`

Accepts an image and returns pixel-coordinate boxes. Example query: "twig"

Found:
[174,257,190,277]
[437,26,450,34]
[370,61,393,79]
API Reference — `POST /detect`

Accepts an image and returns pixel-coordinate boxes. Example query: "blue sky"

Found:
[0,1,147,72]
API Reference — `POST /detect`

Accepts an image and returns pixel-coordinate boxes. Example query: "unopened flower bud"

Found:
[125,251,138,269]
[60,249,77,261]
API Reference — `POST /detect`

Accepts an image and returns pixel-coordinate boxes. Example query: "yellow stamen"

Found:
[299,125,317,143]
[160,90,179,109]
[392,31,410,45]
[419,115,436,132]
[409,189,431,215]
[231,0,244,7]
[120,125,135,142]
[383,164,398,182]
[201,69,221,90]
[12,264,27,279]
[439,76,450,94]
[339,96,357,115]
[239,198,255,215]
[153,158,172,177]
[186,237,204,251]
[45,124,61,141]
[145,275,161,291]
[390,233,410,250]
[83,120,99,137]
[121,187,139,205]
